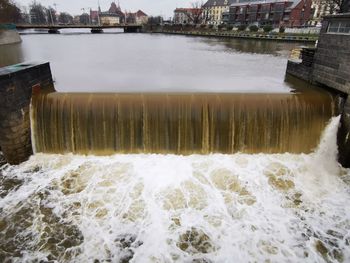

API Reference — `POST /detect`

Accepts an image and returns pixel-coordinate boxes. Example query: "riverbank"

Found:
[147,29,318,43]
[0,25,21,45]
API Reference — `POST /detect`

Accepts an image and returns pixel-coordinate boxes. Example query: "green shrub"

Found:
[263,25,273,32]
[200,24,206,28]
[249,25,259,32]
[238,25,247,31]
[218,24,224,30]
[279,26,285,33]
[208,24,214,29]
[226,25,233,30]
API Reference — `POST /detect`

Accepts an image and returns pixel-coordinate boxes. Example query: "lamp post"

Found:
[48,7,54,25]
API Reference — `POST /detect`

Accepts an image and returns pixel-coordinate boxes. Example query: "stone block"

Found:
[0,62,54,164]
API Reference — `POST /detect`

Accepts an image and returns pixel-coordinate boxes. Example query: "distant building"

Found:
[135,10,148,25]
[90,10,99,25]
[174,8,189,24]
[203,0,236,25]
[100,13,120,25]
[99,2,124,25]
[310,0,338,26]
[73,15,80,24]
[125,10,148,25]
[223,0,312,28]
[173,8,203,24]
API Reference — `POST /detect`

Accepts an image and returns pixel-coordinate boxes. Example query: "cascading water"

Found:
[1,112,350,262]
[30,92,335,155]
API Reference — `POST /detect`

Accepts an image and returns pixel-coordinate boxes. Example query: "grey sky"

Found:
[17,0,195,18]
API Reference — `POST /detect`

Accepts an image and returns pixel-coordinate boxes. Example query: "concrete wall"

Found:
[286,60,312,82]
[0,62,54,164]
[312,15,350,94]
[0,30,21,45]
[286,13,350,167]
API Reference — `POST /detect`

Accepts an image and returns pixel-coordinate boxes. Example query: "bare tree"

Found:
[29,1,47,24]
[58,12,73,24]
[199,1,214,24]
[0,0,22,23]
[184,1,204,25]
[46,6,57,25]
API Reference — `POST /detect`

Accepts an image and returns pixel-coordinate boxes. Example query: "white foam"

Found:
[1,116,349,262]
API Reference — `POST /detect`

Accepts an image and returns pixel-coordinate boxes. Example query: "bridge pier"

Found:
[91,28,103,33]
[124,26,140,33]
[48,28,60,34]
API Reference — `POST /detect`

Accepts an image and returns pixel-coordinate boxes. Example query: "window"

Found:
[328,21,350,34]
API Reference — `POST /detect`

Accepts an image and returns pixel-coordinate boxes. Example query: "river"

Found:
[2,30,305,92]
[0,31,349,263]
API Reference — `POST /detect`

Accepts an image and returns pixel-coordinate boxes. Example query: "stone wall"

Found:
[312,14,350,94]
[286,60,312,82]
[0,62,54,164]
[338,97,350,167]
[286,13,350,167]
[286,48,316,81]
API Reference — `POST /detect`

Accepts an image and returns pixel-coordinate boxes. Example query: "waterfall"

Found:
[30,92,336,155]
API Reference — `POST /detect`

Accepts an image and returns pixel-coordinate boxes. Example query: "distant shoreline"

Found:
[146,29,318,43]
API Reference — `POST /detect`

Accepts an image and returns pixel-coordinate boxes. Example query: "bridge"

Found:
[15,24,142,33]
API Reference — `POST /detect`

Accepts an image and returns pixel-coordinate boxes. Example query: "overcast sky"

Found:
[17,0,195,18]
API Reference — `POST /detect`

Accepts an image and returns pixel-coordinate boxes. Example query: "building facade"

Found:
[99,2,124,25]
[174,8,189,24]
[224,0,312,27]
[309,0,338,26]
[135,10,148,25]
[100,13,120,25]
[203,0,236,25]
[173,8,203,24]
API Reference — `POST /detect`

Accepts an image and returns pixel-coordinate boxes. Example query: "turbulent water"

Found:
[1,116,350,262]
[31,92,335,155]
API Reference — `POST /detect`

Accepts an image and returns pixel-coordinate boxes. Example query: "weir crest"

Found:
[30,92,336,155]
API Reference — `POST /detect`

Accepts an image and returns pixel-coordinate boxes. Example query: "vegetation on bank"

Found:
[0,0,22,24]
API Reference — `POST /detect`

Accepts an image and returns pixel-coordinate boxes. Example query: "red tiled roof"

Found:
[174,8,202,14]
[135,10,147,17]
[109,2,121,13]
[90,10,98,20]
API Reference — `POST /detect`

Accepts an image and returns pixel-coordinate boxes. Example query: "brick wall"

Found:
[289,0,312,27]
[0,62,54,164]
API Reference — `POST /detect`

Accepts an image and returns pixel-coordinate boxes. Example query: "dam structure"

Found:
[0,62,337,164]
[1,25,350,263]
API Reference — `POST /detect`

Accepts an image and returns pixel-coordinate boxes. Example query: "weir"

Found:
[31,92,335,155]
[0,62,339,163]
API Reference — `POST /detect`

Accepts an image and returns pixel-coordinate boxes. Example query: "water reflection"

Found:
[196,37,307,56]
[2,32,310,93]
[0,43,24,67]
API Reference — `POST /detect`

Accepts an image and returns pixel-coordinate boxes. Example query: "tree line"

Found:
[0,0,73,24]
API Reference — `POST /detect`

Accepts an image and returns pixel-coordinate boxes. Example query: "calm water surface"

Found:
[1,31,306,92]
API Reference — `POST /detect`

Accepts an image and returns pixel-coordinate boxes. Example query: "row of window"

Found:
[328,21,350,34]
